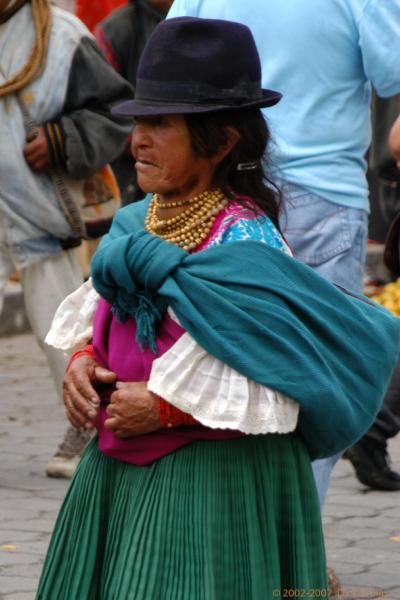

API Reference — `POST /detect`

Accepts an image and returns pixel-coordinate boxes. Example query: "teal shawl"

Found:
[91,199,400,459]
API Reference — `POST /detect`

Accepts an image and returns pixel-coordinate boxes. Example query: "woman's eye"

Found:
[152,116,167,126]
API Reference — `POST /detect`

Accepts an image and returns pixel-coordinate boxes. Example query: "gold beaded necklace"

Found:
[145,188,227,251]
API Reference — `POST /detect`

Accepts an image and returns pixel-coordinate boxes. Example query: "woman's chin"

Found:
[135,175,156,194]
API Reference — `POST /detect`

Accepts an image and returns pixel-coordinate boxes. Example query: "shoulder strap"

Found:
[15,94,39,137]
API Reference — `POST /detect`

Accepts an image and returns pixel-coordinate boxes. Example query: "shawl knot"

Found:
[92,229,184,351]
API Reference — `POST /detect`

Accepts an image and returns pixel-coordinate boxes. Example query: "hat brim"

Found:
[112,89,282,117]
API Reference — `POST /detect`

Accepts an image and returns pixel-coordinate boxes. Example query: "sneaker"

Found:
[46,426,92,479]
[344,441,400,491]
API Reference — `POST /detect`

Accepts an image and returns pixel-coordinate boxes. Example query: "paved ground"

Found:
[0,333,399,599]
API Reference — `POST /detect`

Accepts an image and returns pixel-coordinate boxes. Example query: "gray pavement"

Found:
[0,334,67,600]
[0,333,399,599]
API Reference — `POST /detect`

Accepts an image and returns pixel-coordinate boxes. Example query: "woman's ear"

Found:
[212,127,241,166]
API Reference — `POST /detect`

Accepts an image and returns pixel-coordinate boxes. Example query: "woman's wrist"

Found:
[157,396,198,429]
[67,344,95,372]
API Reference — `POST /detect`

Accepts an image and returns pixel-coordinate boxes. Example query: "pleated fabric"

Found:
[37,434,327,599]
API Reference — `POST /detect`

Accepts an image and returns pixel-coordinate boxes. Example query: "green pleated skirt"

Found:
[37,434,327,599]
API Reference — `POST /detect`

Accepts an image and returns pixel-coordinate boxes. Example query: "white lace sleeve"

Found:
[45,278,99,354]
[147,311,299,434]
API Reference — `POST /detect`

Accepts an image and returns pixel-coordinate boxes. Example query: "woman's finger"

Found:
[66,380,98,421]
[94,366,117,384]
[65,392,86,427]
[114,428,132,439]
[68,366,100,406]
[105,403,118,417]
[64,392,87,429]
[73,378,100,408]
[104,416,121,430]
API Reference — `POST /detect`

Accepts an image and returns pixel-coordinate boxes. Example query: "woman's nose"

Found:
[131,122,151,156]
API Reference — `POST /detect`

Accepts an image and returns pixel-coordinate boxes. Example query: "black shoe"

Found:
[344,441,400,491]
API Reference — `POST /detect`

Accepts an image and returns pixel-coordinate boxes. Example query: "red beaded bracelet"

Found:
[158,397,198,429]
[66,344,94,372]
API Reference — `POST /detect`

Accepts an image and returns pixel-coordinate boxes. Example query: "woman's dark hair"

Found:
[185,109,281,230]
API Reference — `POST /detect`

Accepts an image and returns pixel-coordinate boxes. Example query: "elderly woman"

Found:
[37,17,400,600]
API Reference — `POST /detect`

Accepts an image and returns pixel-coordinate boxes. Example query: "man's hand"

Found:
[105,382,161,438]
[23,127,52,172]
[63,355,117,430]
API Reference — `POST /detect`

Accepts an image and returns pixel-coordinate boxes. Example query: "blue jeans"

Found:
[279,182,368,508]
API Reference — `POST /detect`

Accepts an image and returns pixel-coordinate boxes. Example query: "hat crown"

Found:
[136,17,263,104]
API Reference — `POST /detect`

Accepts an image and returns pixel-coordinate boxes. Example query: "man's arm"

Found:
[45,37,134,179]
[359,2,400,99]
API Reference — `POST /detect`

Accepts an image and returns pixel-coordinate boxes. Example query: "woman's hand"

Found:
[63,355,116,430]
[105,382,161,438]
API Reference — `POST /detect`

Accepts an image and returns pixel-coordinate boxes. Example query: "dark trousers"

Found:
[364,359,400,448]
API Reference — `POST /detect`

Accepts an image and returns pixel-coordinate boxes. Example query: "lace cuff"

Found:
[148,329,299,435]
[45,278,99,354]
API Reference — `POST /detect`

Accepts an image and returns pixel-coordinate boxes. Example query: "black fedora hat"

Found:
[113,17,282,117]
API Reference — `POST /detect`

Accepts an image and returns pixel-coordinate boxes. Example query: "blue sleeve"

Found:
[358,0,400,97]
[167,0,189,17]
[216,217,290,254]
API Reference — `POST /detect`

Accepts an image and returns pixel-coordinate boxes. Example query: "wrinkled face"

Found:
[131,114,218,201]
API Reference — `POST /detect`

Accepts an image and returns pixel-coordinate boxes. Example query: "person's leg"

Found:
[344,359,400,490]
[365,360,400,446]
[280,182,368,508]
[311,452,343,507]
[20,249,83,395]
[0,214,16,316]
[0,244,15,316]
[20,249,90,477]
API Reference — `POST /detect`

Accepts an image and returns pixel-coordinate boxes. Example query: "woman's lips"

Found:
[135,158,157,169]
